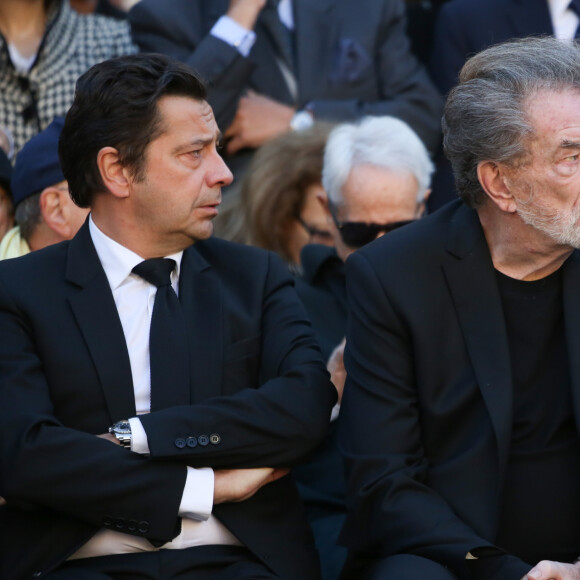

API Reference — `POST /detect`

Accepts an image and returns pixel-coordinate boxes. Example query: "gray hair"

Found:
[14,193,41,243]
[321,116,434,206]
[443,36,580,208]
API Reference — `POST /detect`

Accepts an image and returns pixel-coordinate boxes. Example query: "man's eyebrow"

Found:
[560,139,580,149]
[173,133,221,153]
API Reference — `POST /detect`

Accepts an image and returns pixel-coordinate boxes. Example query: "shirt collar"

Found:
[89,215,183,292]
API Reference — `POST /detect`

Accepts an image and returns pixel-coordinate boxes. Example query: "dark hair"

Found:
[59,53,207,207]
[443,36,580,208]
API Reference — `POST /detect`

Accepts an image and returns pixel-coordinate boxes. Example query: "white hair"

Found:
[322,116,434,205]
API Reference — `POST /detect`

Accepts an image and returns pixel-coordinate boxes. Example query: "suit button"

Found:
[103,515,114,527]
[175,438,186,449]
[186,436,197,448]
[198,434,209,446]
[127,520,138,532]
[115,517,125,529]
[210,433,221,445]
[138,520,150,533]
[32,573,42,578]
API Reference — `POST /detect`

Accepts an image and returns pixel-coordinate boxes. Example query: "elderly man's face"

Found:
[328,164,423,262]
[508,88,580,249]
[126,96,233,250]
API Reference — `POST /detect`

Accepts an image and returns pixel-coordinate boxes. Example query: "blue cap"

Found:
[11,117,66,207]
[0,147,11,196]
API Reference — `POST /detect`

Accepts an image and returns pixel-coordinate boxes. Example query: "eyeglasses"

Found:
[328,201,416,248]
[296,216,333,242]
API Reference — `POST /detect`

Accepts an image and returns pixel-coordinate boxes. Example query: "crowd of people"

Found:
[2,1,580,580]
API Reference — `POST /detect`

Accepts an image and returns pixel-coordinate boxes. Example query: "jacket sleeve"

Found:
[128,0,254,130]
[138,251,338,468]
[338,250,494,578]
[0,274,186,544]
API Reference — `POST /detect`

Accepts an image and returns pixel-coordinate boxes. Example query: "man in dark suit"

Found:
[0,53,337,580]
[339,37,580,580]
[128,0,442,185]
[430,0,562,97]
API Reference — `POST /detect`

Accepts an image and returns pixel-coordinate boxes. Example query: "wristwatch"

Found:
[290,109,314,131]
[109,420,132,449]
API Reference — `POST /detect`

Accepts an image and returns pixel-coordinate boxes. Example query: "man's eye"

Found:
[565,154,579,162]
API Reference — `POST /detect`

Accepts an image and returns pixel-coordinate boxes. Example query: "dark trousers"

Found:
[341,553,459,580]
[49,545,280,580]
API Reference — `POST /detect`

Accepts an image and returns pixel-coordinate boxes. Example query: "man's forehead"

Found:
[156,96,219,138]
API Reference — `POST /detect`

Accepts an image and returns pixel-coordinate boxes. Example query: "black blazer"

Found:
[430,0,553,95]
[129,0,443,155]
[0,222,337,580]
[338,200,580,578]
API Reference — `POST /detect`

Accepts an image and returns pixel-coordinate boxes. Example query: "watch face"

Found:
[114,421,131,434]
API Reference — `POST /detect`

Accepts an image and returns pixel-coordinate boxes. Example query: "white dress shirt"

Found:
[549,0,580,40]
[211,0,297,100]
[69,217,240,560]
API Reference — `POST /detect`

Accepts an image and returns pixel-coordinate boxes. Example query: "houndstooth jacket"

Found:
[0,0,137,158]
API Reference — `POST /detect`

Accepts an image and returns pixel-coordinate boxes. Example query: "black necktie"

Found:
[132,258,190,411]
[569,0,580,36]
[261,0,295,71]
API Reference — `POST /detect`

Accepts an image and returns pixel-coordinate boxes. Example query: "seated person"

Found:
[0,117,89,259]
[339,37,580,580]
[215,123,335,274]
[293,115,433,580]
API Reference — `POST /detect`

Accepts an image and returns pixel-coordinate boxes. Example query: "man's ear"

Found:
[478,160,517,213]
[97,146,132,199]
[39,187,68,238]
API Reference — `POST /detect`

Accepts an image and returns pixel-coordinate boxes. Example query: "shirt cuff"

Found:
[178,467,215,521]
[128,416,149,455]
[210,15,256,57]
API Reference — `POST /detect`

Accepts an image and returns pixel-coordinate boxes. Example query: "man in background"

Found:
[0,117,89,259]
[293,115,433,580]
[128,0,442,188]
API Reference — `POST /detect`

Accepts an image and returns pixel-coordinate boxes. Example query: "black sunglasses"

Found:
[328,201,415,248]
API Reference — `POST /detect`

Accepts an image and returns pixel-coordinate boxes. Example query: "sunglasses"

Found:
[328,201,416,248]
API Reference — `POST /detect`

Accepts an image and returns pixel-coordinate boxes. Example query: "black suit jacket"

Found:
[129,0,443,159]
[338,200,580,578]
[430,0,553,95]
[0,223,337,580]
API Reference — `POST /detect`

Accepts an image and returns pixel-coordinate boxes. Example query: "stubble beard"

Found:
[517,191,580,250]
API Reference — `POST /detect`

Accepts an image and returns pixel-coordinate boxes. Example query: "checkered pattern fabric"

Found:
[0,0,137,158]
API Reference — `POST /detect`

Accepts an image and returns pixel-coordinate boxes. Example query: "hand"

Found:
[0,497,5,506]
[224,91,295,154]
[523,560,580,580]
[97,432,120,445]
[213,467,289,504]
[327,338,347,402]
[227,0,267,30]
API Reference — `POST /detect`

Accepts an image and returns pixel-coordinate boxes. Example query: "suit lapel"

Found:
[66,222,136,422]
[293,0,335,103]
[442,205,513,476]
[562,251,580,430]
[179,243,224,404]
